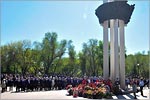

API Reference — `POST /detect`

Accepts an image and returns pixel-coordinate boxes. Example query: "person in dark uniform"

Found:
[7,77,13,91]
[18,77,22,92]
[113,78,121,95]
[44,76,48,91]
[66,77,71,86]
[40,77,43,91]
[34,77,38,91]
[62,77,66,89]
[32,77,36,91]
[16,77,21,92]
[78,78,82,84]
[30,77,34,91]
[27,77,31,92]
[58,77,62,90]
[43,77,46,91]
[54,77,58,90]
[15,77,18,92]
[24,77,28,92]
[70,77,74,86]
[48,77,52,90]
[20,77,23,91]
[37,77,41,91]
[21,77,26,92]
[115,78,120,90]
[73,78,78,87]
[12,75,16,89]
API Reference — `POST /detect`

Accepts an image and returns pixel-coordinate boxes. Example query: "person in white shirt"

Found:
[139,78,144,96]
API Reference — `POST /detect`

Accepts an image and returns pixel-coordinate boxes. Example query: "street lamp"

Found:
[13,52,16,74]
[137,63,140,76]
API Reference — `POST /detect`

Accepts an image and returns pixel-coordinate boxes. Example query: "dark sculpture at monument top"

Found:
[95,1,135,26]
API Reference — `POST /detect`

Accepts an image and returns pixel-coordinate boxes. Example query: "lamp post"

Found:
[133,64,136,76]
[13,52,16,74]
[137,63,140,76]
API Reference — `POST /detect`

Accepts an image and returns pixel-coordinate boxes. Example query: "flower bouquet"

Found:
[86,89,93,99]
[66,82,112,99]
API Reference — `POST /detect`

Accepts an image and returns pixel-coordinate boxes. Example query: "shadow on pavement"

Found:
[126,94,135,99]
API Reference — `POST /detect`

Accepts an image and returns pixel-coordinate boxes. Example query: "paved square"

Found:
[1,89,149,99]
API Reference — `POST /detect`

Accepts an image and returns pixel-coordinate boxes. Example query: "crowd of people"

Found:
[1,73,149,97]
[1,74,79,93]
[1,74,114,93]
[125,77,149,99]
[1,74,111,93]
[125,77,149,90]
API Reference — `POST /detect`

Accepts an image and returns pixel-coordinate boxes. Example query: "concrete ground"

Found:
[112,88,150,100]
[1,89,86,100]
[0,88,149,99]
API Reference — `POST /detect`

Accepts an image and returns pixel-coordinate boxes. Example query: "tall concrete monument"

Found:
[95,0,134,89]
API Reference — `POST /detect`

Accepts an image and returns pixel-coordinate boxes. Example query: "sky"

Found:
[1,0,149,55]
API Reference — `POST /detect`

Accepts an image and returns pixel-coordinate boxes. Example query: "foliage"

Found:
[79,39,103,76]
[125,52,149,78]
[1,32,149,78]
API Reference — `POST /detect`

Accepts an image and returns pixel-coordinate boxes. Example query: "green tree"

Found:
[126,51,149,78]
[68,40,78,76]
[79,39,103,76]
[1,42,20,74]
[29,41,42,75]
[41,32,67,74]
[18,40,32,75]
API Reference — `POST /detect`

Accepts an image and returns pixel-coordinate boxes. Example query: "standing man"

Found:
[139,78,144,96]
[132,81,137,99]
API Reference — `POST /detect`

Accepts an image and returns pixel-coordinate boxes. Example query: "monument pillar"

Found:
[119,20,125,89]
[110,19,119,83]
[114,19,119,79]
[110,19,115,83]
[103,21,109,80]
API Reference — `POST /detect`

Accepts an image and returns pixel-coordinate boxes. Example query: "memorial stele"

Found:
[95,0,135,89]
